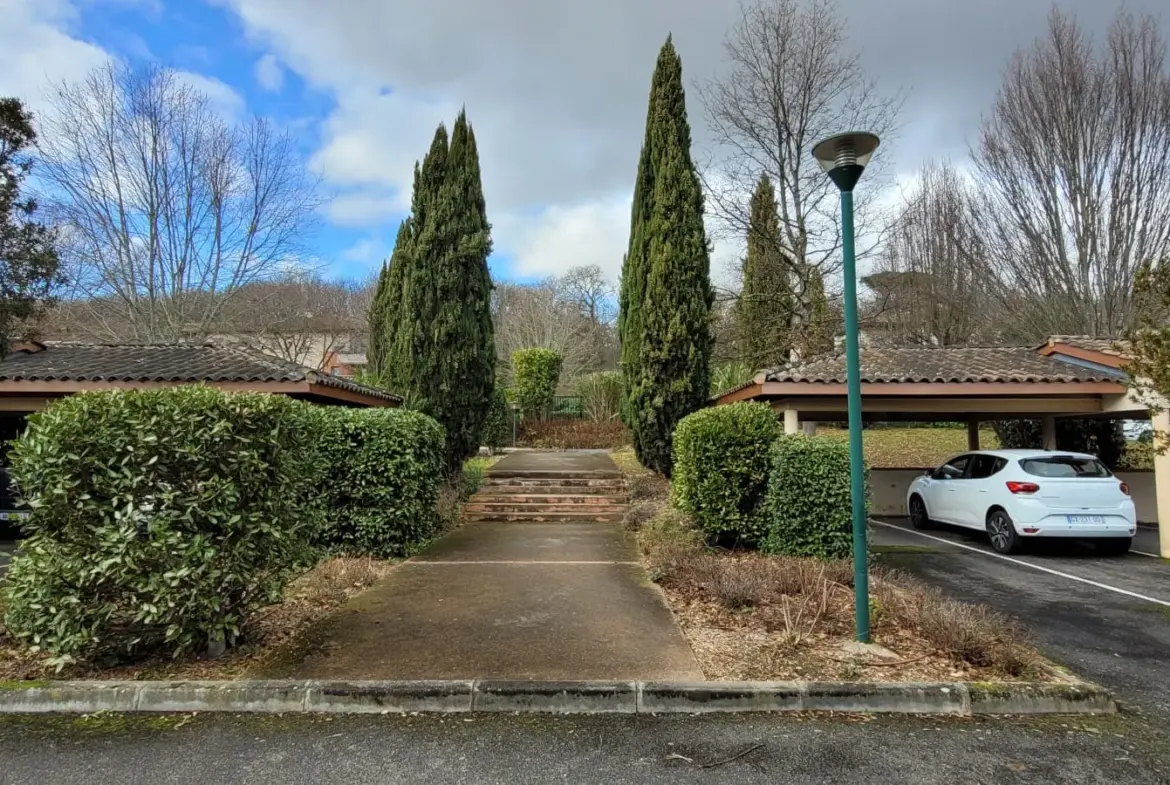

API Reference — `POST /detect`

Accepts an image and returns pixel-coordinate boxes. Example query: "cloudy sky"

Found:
[1,0,1166,284]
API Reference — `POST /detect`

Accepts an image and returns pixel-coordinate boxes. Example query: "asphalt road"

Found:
[1,712,1166,785]
[870,518,1170,721]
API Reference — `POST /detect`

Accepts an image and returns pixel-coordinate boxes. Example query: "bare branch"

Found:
[35,62,323,343]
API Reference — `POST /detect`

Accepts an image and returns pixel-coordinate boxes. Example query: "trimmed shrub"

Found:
[309,407,445,558]
[2,387,319,665]
[576,371,622,421]
[762,435,865,560]
[512,348,562,417]
[481,386,511,451]
[671,402,780,544]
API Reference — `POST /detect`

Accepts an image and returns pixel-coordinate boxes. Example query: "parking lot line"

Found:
[870,519,1170,608]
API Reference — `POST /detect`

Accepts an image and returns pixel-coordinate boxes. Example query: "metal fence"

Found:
[549,395,584,419]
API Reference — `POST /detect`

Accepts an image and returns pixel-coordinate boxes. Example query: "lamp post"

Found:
[811,131,880,643]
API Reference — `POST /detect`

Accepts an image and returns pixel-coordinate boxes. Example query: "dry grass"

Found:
[636,506,1041,682]
[0,557,396,681]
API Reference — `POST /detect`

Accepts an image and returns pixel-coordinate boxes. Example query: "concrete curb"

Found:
[0,679,1116,716]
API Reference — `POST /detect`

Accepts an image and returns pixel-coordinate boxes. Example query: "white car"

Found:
[906,449,1136,555]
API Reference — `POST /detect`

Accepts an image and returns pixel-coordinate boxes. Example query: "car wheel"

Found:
[1096,538,1132,557]
[909,495,933,530]
[986,509,1020,554]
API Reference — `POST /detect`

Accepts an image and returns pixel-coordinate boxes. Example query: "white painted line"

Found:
[405,560,640,566]
[1131,549,1160,559]
[870,519,1170,608]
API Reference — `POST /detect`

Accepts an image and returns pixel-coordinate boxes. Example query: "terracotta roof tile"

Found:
[1041,335,1129,357]
[0,343,401,403]
[764,347,1121,385]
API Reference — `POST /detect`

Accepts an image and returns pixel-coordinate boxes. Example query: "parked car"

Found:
[905,449,1136,555]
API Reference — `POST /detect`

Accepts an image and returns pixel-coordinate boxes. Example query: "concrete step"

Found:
[475,484,627,498]
[463,511,623,523]
[469,493,628,506]
[481,478,627,491]
[464,502,628,515]
[485,470,623,481]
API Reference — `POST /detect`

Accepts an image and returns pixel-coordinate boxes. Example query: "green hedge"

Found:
[762,435,865,560]
[512,348,562,417]
[309,407,446,558]
[671,402,780,544]
[481,386,511,450]
[1,387,318,665]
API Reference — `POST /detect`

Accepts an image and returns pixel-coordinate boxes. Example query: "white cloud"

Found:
[494,196,631,282]
[322,188,404,227]
[174,70,246,121]
[217,0,1165,283]
[342,236,384,264]
[0,0,110,112]
[254,53,283,92]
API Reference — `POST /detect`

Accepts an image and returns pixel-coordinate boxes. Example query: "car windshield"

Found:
[1019,456,1111,479]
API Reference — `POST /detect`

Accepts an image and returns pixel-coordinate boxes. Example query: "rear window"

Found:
[1019,456,1111,478]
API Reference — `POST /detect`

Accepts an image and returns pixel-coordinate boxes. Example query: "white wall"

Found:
[869,469,1157,523]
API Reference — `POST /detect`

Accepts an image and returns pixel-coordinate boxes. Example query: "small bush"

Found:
[672,402,780,545]
[310,407,445,558]
[518,418,628,449]
[623,500,660,531]
[762,435,865,560]
[512,348,563,417]
[2,387,318,665]
[480,386,511,451]
[576,372,622,421]
[874,574,1035,676]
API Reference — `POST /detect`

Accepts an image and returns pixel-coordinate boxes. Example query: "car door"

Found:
[954,454,998,527]
[926,454,970,524]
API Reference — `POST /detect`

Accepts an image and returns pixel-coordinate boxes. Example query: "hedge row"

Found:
[672,403,865,559]
[1,386,446,666]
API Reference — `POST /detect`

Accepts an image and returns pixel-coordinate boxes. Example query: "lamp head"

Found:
[811,132,880,192]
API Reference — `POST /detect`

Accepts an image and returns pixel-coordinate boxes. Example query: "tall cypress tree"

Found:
[384,126,449,397]
[618,42,667,438]
[367,260,391,377]
[374,116,495,474]
[737,174,792,369]
[368,219,410,380]
[422,110,495,474]
[624,37,713,476]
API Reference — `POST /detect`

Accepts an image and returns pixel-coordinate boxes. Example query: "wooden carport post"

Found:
[967,419,980,451]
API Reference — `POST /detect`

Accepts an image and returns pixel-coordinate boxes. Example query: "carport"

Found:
[714,337,1170,556]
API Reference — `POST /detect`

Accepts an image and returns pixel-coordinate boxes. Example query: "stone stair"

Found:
[464,467,628,523]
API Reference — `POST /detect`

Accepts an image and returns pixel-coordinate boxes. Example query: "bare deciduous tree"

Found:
[493,270,618,384]
[36,63,321,343]
[218,272,366,368]
[701,0,900,338]
[862,162,991,347]
[971,8,1170,339]
[558,264,615,325]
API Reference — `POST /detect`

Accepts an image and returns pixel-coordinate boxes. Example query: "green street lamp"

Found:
[811,131,880,643]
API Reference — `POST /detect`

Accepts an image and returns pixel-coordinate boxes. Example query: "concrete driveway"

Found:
[870,517,1170,720]
[283,521,702,681]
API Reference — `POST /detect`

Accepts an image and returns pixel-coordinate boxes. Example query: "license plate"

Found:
[1066,515,1106,525]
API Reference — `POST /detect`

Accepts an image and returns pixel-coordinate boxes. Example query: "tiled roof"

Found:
[0,343,401,403]
[763,346,1120,385]
[1041,335,1129,357]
